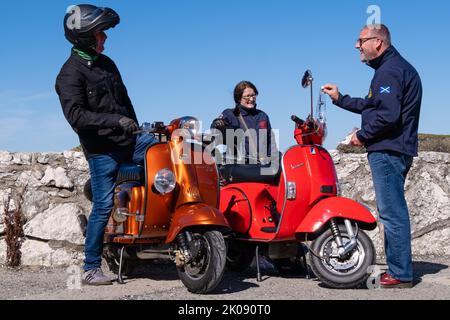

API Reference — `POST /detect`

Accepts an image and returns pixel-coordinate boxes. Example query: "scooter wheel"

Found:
[177,230,226,294]
[308,225,375,289]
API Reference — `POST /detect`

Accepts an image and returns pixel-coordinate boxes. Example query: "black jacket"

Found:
[55,50,138,158]
[335,46,422,156]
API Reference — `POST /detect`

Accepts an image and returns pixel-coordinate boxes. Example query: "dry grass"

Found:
[3,195,25,268]
[337,134,450,153]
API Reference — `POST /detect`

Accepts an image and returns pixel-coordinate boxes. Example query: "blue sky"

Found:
[0,0,449,152]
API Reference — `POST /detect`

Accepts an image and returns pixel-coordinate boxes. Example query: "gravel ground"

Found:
[1,256,449,300]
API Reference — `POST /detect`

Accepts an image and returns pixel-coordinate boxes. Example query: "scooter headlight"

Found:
[154,169,176,195]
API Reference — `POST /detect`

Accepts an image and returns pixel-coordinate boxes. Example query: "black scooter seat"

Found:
[219,163,281,185]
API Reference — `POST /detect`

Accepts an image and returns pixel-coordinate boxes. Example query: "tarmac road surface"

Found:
[1,256,449,301]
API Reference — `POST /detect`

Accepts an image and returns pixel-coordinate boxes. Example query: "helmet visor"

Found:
[84,7,105,22]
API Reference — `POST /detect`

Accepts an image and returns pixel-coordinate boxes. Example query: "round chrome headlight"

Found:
[154,169,176,195]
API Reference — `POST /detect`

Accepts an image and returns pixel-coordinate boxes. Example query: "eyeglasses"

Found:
[242,94,257,101]
[356,37,378,46]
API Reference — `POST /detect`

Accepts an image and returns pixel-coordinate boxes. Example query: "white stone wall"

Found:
[0,150,449,266]
[0,151,89,267]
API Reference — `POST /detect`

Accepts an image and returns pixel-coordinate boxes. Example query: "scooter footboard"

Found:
[295,196,377,235]
[166,203,230,243]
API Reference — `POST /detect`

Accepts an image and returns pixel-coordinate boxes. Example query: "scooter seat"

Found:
[116,164,145,185]
[219,163,281,185]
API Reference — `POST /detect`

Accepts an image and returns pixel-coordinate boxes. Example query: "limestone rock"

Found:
[12,153,32,165]
[412,228,450,256]
[16,170,44,188]
[21,191,50,221]
[0,151,13,163]
[40,167,74,189]
[20,240,83,267]
[23,203,84,245]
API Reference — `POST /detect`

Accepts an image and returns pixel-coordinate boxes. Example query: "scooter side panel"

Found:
[140,143,175,238]
[220,186,252,234]
[295,196,377,234]
[275,146,312,239]
[221,183,277,241]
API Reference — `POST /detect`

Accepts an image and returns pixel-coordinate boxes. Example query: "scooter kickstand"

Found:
[256,245,262,282]
[117,246,125,284]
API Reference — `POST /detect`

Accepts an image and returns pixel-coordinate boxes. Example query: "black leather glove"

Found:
[212,118,229,132]
[118,117,139,136]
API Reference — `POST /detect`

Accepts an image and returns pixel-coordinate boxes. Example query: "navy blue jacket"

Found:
[211,105,274,159]
[335,46,422,156]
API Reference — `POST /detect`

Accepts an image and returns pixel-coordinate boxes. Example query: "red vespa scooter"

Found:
[219,70,377,289]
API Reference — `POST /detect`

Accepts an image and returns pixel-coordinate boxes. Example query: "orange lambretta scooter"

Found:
[84,116,230,294]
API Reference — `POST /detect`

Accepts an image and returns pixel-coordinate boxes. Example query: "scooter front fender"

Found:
[166,203,230,243]
[295,197,377,234]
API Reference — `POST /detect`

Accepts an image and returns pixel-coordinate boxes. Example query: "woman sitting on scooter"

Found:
[210,81,277,165]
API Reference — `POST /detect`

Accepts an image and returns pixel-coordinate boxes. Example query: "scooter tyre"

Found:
[308,225,375,289]
[177,230,226,294]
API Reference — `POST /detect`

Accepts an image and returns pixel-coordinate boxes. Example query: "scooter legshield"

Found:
[165,203,230,243]
[295,196,377,234]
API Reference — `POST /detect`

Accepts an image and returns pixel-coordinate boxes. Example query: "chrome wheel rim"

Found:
[319,235,366,276]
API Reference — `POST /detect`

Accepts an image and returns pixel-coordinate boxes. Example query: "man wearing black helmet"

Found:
[55,5,153,285]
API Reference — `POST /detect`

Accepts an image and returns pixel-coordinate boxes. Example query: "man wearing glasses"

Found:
[322,24,422,289]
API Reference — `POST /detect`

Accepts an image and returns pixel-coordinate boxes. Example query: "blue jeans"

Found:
[84,133,156,271]
[368,151,414,282]
[132,133,156,165]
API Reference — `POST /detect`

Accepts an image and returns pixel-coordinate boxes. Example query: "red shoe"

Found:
[380,273,413,289]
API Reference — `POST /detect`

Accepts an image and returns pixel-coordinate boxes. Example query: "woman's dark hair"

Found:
[233,81,259,105]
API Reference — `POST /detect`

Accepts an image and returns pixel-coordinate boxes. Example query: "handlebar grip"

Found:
[291,115,305,126]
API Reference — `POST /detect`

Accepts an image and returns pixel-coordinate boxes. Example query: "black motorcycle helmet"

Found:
[64,4,120,51]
